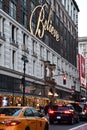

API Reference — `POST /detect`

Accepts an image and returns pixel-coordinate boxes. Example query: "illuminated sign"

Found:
[78,54,86,87]
[30,4,60,42]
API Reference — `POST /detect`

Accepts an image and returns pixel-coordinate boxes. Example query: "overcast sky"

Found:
[76,0,87,37]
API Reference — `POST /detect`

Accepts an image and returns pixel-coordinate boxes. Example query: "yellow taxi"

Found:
[0,106,49,130]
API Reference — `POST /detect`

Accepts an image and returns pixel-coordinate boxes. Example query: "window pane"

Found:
[9,1,16,19]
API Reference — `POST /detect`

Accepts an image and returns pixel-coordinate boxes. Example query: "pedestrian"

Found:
[44,101,53,115]
[39,105,45,114]
[2,97,8,106]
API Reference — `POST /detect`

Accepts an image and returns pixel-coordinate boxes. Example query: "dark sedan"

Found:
[79,103,87,120]
[48,104,80,124]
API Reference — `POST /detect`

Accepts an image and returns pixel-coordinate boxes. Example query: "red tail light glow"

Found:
[84,109,87,113]
[64,110,72,114]
[4,120,21,126]
[0,114,5,116]
[58,104,63,107]
[48,110,54,114]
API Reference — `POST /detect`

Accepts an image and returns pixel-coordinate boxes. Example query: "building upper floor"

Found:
[78,37,87,57]
[0,0,79,67]
[0,9,79,90]
[78,37,87,78]
[60,0,79,24]
[0,0,79,29]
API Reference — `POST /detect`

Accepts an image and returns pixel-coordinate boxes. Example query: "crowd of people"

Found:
[1,96,53,117]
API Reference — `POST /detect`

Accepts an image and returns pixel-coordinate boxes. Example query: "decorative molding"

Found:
[10,39,19,48]
[32,51,37,58]
[22,44,29,54]
[40,56,44,61]
[0,32,5,41]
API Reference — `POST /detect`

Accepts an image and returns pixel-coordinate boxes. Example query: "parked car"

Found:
[79,103,87,120]
[0,106,49,130]
[70,102,82,119]
[48,104,80,124]
[70,102,87,120]
[70,102,82,112]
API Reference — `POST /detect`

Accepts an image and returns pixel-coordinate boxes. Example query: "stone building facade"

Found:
[0,0,80,106]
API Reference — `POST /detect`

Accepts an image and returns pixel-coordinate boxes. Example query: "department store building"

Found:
[0,0,80,107]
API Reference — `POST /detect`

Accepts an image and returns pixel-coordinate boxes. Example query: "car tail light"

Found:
[84,109,87,113]
[58,104,63,107]
[64,110,72,114]
[48,109,54,114]
[0,114,5,116]
[4,120,21,126]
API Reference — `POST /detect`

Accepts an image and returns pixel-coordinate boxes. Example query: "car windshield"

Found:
[79,103,87,110]
[51,105,59,110]
[58,106,69,111]
[0,108,22,116]
[71,103,82,112]
[51,105,69,111]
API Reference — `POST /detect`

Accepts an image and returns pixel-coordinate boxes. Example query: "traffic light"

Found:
[63,75,66,85]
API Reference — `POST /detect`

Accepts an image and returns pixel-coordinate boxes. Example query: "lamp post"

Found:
[21,55,28,106]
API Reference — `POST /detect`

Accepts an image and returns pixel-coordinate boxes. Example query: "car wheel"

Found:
[44,123,49,130]
[76,116,80,123]
[25,127,30,130]
[70,117,74,125]
[49,119,54,124]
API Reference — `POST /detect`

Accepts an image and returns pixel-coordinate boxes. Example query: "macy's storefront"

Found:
[0,73,50,109]
[0,73,78,108]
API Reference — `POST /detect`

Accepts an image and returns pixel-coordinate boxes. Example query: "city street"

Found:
[0,1,87,130]
[49,121,87,130]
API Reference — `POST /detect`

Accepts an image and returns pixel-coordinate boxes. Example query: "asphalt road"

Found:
[49,121,87,130]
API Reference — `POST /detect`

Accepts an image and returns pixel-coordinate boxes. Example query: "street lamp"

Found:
[21,55,28,106]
